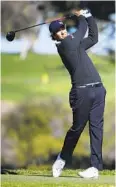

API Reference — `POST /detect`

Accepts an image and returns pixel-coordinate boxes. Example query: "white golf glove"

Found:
[80,9,92,18]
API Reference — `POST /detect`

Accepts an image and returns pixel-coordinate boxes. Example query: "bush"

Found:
[2,97,72,165]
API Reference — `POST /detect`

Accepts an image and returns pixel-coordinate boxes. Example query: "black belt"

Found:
[77,82,102,88]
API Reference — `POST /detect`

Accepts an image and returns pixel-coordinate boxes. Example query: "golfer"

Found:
[49,9,106,178]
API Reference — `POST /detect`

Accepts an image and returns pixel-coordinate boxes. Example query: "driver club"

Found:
[6,14,73,42]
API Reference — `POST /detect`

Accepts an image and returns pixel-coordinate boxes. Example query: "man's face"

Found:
[54,27,68,41]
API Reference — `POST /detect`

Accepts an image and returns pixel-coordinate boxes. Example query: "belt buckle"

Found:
[78,85,86,88]
[91,83,95,87]
[86,83,94,87]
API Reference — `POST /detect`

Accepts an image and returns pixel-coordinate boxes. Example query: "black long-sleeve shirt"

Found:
[56,15,101,85]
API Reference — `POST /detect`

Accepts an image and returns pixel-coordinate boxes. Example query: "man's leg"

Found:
[60,87,92,161]
[52,88,91,177]
[52,106,89,178]
[60,108,89,162]
[78,86,106,179]
[89,86,106,170]
[52,87,92,177]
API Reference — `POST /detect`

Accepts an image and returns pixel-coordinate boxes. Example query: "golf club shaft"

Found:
[14,16,69,33]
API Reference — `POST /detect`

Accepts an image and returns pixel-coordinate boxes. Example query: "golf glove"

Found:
[80,9,92,18]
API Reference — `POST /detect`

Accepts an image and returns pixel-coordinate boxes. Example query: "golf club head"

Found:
[6,31,15,42]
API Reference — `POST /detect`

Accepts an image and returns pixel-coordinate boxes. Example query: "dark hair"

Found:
[50,34,56,41]
[50,25,66,41]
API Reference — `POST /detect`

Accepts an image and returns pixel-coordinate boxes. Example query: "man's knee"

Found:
[67,126,84,137]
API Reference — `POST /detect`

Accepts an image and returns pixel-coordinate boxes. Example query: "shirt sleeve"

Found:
[80,16,98,50]
[72,15,88,45]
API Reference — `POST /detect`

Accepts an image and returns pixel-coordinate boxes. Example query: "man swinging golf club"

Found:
[49,9,106,179]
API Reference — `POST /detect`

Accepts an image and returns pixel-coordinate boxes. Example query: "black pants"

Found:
[60,84,106,170]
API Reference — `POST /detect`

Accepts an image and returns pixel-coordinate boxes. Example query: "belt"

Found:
[77,82,102,88]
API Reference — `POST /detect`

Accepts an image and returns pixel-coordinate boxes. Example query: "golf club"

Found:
[6,14,73,42]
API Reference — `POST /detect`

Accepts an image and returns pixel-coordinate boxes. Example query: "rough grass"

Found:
[8,168,116,175]
[1,169,115,187]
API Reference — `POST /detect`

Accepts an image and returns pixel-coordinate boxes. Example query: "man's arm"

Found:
[72,10,88,44]
[80,11,98,50]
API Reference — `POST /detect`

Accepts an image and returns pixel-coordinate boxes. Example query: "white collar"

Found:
[55,34,71,45]
[55,41,61,44]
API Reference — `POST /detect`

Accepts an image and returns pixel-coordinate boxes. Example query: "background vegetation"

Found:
[1,53,115,169]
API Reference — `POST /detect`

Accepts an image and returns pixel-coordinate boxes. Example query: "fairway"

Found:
[1,53,115,102]
[2,174,115,187]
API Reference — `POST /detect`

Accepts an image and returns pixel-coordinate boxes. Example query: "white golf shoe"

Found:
[78,167,99,179]
[52,154,65,177]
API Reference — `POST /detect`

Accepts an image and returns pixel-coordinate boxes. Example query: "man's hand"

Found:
[72,9,92,18]
[80,9,92,18]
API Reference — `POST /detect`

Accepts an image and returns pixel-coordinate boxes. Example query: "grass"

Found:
[1,53,70,101]
[1,169,116,187]
[1,53,115,103]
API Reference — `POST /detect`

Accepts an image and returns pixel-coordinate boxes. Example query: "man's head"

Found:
[49,20,68,41]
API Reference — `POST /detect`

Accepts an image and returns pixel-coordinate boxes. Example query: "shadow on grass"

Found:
[1,169,79,178]
[27,174,79,178]
[1,169,18,175]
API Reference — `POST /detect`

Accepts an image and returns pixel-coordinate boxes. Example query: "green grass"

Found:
[1,169,116,187]
[1,53,115,103]
[1,53,70,101]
